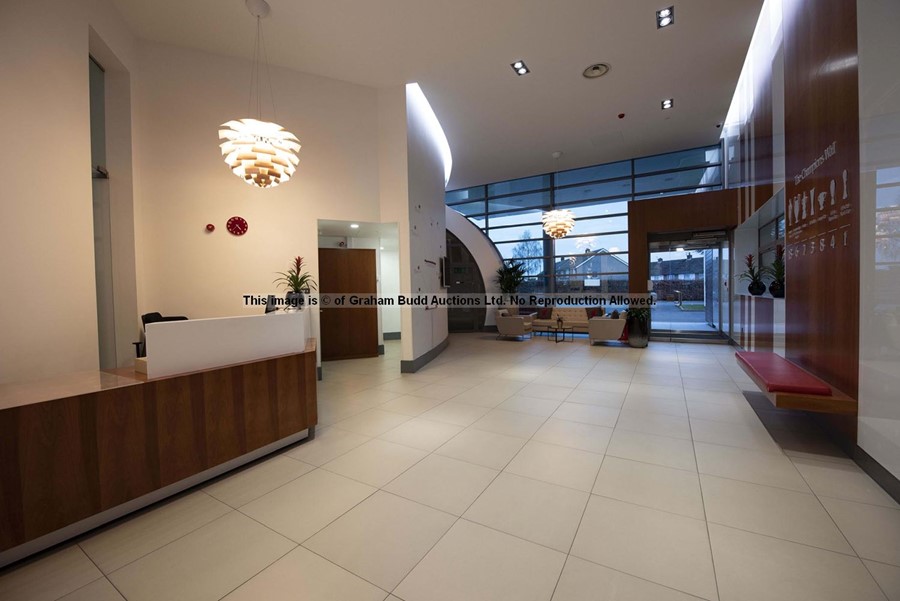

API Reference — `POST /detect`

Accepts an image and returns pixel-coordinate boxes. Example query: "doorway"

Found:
[446,231,486,332]
[318,248,379,360]
[648,232,731,341]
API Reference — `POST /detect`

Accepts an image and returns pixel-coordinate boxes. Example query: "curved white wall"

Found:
[446,207,503,327]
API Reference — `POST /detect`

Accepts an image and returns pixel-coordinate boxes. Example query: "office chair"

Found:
[133,312,188,358]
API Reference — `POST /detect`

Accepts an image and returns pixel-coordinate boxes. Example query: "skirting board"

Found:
[0,427,315,569]
[401,336,449,373]
[383,331,401,340]
[854,445,900,505]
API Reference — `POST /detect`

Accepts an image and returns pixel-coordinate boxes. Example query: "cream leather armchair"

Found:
[588,316,626,345]
[496,310,535,340]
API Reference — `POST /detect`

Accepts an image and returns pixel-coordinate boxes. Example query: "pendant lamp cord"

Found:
[246,15,277,122]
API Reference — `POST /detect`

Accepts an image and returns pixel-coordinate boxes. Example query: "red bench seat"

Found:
[735,351,857,415]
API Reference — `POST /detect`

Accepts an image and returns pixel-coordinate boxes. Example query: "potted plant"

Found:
[625,307,651,348]
[761,244,785,298]
[495,261,526,314]
[274,256,317,309]
[739,253,766,296]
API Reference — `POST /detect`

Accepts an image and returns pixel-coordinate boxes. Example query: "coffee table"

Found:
[549,326,574,343]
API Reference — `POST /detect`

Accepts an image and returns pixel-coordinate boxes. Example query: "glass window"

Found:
[487,208,544,227]
[488,175,550,197]
[876,185,900,209]
[488,190,550,213]
[555,233,629,255]
[635,166,722,194]
[570,215,628,236]
[634,145,721,175]
[488,225,545,243]
[633,186,720,201]
[494,240,546,260]
[445,186,485,203]
[564,199,629,217]
[555,180,632,203]
[556,161,631,186]
[447,200,486,217]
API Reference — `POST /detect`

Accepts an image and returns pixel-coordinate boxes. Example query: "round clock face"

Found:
[226,216,248,236]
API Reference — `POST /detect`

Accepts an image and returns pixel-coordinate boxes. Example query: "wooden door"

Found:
[318,248,379,360]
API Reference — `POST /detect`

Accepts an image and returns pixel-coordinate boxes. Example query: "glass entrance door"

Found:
[648,234,731,338]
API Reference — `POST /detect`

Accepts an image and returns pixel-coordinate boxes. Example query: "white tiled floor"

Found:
[2,334,899,601]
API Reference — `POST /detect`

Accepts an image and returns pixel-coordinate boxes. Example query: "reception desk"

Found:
[0,312,317,567]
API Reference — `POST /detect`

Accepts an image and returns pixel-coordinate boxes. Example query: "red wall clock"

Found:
[226,216,248,236]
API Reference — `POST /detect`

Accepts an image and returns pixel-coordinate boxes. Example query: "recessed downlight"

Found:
[656,6,675,28]
[676,247,685,252]
[582,63,611,79]
[511,60,530,76]
[350,223,360,229]
[661,98,674,110]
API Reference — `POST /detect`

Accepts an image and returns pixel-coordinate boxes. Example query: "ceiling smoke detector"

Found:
[582,63,610,79]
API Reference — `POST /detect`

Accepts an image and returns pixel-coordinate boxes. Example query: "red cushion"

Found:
[735,352,832,396]
[586,307,601,319]
[537,308,552,319]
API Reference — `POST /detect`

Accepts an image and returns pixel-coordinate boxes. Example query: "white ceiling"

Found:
[112,0,762,190]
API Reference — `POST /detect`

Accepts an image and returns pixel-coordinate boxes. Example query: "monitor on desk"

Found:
[265,295,279,314]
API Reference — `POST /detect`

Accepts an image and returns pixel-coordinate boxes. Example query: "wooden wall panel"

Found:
[243,361,277,450]
[0,347,318,553]
[95,386,160,510]
[0,409,23,549]
[783,0,860,399]
[154,376,206,486]
[17,397,100,542]
[203,368,245,467]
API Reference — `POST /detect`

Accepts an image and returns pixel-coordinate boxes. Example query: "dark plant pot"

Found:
[286,291,305,309]
[747,281,766,296]
[626,317,649,348]
[769,281,785,298]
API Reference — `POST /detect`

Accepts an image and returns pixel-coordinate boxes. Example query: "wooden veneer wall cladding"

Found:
[0,346,317,552]
[783,0,860,401]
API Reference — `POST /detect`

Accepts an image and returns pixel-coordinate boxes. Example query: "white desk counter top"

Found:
[145,310,311,379]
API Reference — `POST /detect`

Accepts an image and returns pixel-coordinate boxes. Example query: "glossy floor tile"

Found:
[464,472,589,552]
[709,523,886,601]
[3,336,895,601]
[303,491,455,590]
[393,519,566,601]
[108,512,294,601]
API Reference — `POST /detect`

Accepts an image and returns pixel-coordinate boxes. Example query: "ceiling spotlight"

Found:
[350,223,360,229]
[582,63,611,79]
[656,6,675,28]
[661,98,674,110]
[676,246,685,252]
[511,60,530,76]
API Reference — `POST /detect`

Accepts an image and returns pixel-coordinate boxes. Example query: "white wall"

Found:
[133,40,381,324]
[380,241,402,335]
[446,207,503,327]
[405,86,449,362]
[858,0,900,480]
[0,0,136,383]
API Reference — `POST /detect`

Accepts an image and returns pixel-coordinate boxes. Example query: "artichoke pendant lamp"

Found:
[218,0,300,189]
[542,209,576,239]
[542,151,575,238]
